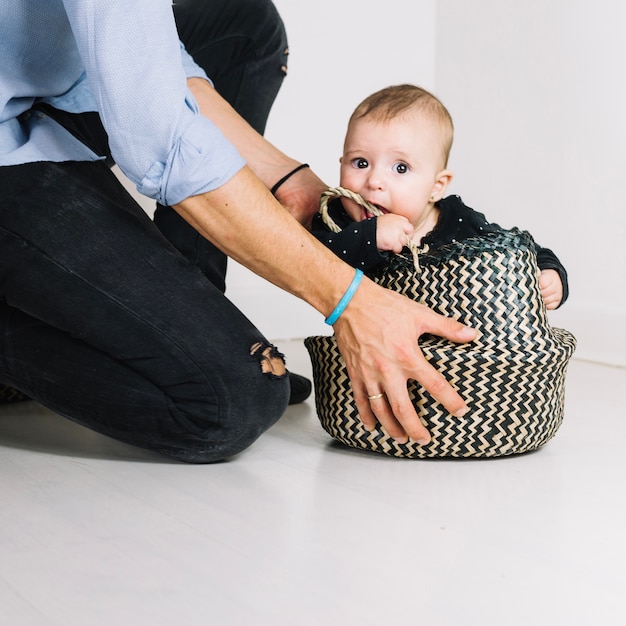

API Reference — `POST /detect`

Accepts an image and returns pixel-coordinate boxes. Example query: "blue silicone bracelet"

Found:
[325,269,364,325]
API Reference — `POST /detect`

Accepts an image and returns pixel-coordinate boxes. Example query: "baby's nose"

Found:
[366,170,385,189]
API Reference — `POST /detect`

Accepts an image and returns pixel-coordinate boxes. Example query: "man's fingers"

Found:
[353,385,405,439]
[413,357,469,418]
[352,388,380,432]
[382,391,431,443]
[419,306,477,344]
[353,380,432,444]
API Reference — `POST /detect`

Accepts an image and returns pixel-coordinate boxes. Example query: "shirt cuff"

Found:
[137,111,245,206]
[179,42,213,86]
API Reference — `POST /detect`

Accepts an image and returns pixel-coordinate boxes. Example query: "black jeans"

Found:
[0,0,290,462]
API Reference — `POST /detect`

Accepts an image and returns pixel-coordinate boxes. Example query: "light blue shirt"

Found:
[0,0,245,206]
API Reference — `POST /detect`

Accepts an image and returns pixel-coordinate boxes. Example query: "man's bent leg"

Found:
[0,161,289,462]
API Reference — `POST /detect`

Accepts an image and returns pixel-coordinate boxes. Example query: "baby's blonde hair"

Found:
[349,84,454,167]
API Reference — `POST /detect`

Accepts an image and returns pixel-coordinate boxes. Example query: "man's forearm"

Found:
[173,165,352,316]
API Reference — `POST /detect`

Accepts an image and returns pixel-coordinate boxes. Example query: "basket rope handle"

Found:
[318,186,424,271]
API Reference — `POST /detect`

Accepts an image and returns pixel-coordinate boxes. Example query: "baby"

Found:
[311,84,568,309]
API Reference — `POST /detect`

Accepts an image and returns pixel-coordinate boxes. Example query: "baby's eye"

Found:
[352,158,369,169]
[393,162,409,174]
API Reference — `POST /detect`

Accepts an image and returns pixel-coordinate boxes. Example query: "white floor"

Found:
[1,340,624,626]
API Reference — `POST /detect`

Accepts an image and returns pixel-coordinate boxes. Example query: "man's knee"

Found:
[161,345,289,463]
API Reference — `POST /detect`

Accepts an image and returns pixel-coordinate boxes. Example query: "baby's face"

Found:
[340,110,446,229]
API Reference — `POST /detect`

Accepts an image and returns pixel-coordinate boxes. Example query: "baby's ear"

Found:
[432,169,454,200]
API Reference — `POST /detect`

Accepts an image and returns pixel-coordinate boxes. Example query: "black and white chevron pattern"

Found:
[305,229,577,458]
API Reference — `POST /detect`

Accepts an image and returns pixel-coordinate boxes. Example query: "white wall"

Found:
[434,0,626,366]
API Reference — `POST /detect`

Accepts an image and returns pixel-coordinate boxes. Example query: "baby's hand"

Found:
[376,214,415,253]
[539,269,563,310]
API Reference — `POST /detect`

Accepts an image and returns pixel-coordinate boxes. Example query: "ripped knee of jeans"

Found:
[250,341,287,379]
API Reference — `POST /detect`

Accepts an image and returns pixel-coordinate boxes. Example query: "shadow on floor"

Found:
[0,401,172,463]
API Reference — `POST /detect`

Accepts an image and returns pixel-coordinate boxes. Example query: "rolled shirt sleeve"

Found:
[61,0,245,206]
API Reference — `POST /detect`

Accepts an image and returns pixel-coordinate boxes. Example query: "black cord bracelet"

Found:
[270,163,310,196]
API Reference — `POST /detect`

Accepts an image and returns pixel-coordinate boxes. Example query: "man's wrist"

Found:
[325,269,364,325]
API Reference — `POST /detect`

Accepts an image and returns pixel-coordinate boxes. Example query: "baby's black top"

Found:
[310,194,569,306]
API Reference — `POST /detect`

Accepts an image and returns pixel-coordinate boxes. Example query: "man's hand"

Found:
[333,278,476,444]
[272,166,327,229]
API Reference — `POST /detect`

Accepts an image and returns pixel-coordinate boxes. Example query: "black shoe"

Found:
[288,372,312,405]
[0,384,30,404]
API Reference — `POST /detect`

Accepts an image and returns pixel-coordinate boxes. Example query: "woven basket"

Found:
[305,193,576,458]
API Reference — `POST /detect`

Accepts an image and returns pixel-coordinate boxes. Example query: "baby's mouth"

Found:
[362,203,388,219]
